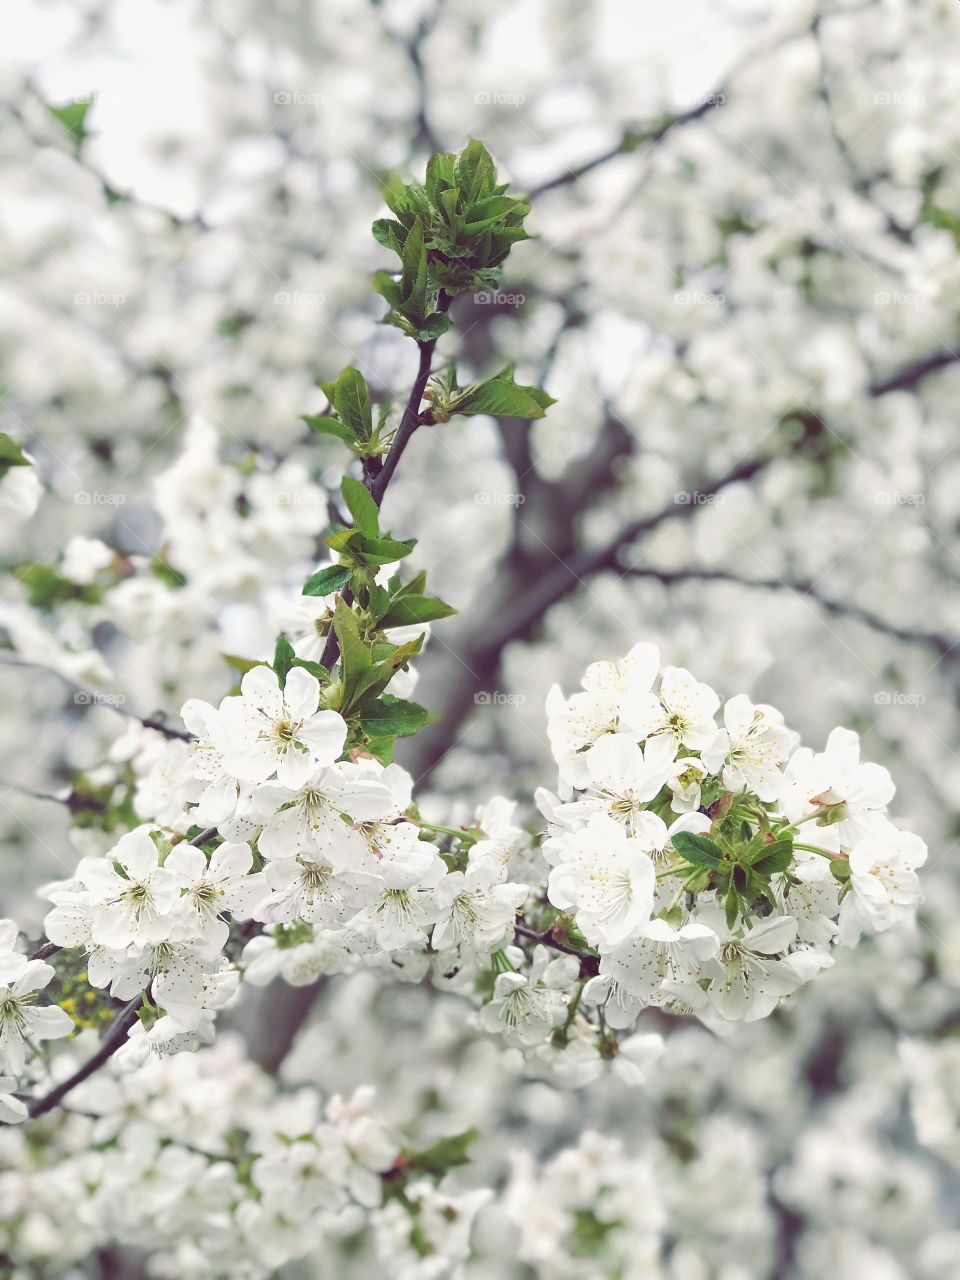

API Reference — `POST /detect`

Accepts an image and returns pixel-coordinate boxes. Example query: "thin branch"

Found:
[529,97,723,198]
[514,924,595,964]
[0,779,71,808]
[12,87,209,231]
[484,454,770,652]
[26,994,143,1119]
[0,656,192,742]
[623,565,957,659]
[320,295,451,670]
[868,349,960,397]
[368,294,451,508]
[404,2,444,154]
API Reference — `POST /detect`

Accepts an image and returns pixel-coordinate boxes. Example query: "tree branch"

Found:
[319,295,450,670]
[529,97,724,198]
[622,565,957,659]
[401,453,771,783]
[0,656,192,741]
[26,995,143,1119]
[868,349,960,397]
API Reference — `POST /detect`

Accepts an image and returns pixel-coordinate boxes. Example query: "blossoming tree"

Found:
[0,128,936,1277]
[4,1,960,1274]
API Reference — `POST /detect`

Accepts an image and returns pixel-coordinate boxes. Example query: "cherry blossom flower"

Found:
[590,919,720,1023]
[839,828,928,945]
[779,727,896,846]
[478,948,579,1047]
[165,840,268,949]
[431,860,528,953]
[74,829,181,948]
[251,763,397,864]
[0,1077,26,1124]
[625,665,720,750]
[214,666,347,788]
[0,959,73,1075]
[705,915,807,1023]
[702,694,798,801]
[546,814,657,947]
[546,641,660,785]
[556,732,677,833]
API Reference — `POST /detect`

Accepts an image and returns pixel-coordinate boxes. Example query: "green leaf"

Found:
[354,535,416,566]
[333,367,372,442]
[303,414,356,445]
[372,217,406,249]
[348,634,425,706]
[341,476,379,538]
[454,366,555,419]
[671,831,723,868]
[455,140,496,203]
[400,216,428,316]
[273,634,296,687]
[0,433,30,470]
[47,98,92,145]
[326,528,361,553]
[302,564,352,597]
[414,313,451,341]
[462,195,524,234]
[751,841,794,877]
[13,563,101,610]
[405,1129,478,1178]
[359,695,429,738]
[379,595,456,627]
[333,598,372,698]
[222,653,266,675]
[291,658,329,682]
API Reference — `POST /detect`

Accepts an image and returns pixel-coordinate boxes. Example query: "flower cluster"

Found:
[0,1035,484,1277]
[533,642,926,1029]
[36,659,535,1068]
[28,639,928,1094]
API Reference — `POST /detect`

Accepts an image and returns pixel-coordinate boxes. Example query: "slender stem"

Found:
[411,818,477,840]
[320,292,450,671]
[656,863,683,880]
[793,842,845,860]
[368,293,450,509]
[555,980,586,1042]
